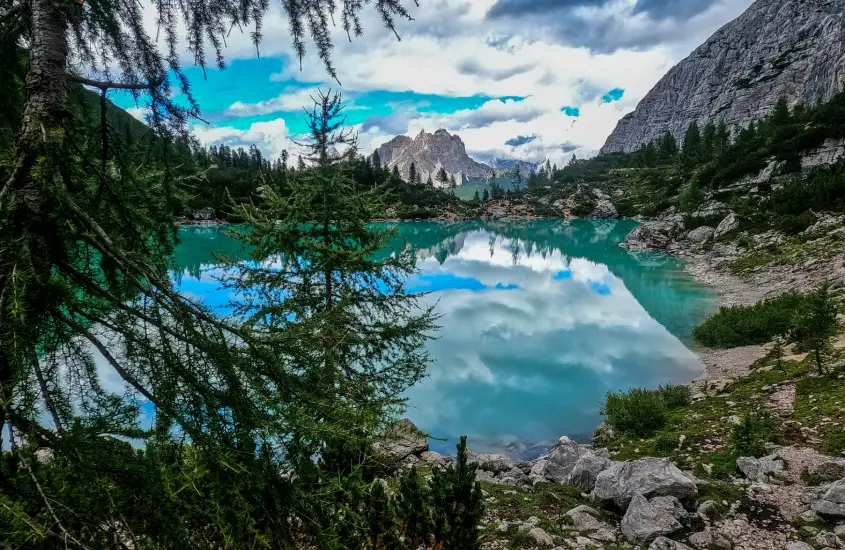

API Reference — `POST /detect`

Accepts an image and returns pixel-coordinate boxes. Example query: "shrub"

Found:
[729,414,776,458]
[824,430,845,455]
[601,384,690,438]
[693,291,808,348]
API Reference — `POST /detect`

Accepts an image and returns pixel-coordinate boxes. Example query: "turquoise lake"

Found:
[172,220,717,459]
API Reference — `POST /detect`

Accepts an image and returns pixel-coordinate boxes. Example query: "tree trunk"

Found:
[2,0,69,197]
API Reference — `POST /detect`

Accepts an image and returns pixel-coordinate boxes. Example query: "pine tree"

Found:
[681,121,702,167]
[430,436,484,550]
[395,467,433,549]
[658,132,679,163]
[473,190,480,201]
[482,188,490,202]
[771,96,791,127]
[372,149,382,169]
[436,167,449,188]
[512,163,523,192]
[449,173,457,194]
[414,171,422,185]
[427,174,434,187]
[409,161,417,183]
[788,283,838,375]
[701,122,717,161]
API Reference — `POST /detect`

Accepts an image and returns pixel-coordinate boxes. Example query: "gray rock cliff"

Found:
[601,0,845,154]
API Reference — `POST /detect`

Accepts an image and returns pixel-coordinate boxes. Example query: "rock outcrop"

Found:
[376,129,491,186]
[621,494,682,545]
[601,0,845,153]
[593,458,698,509]
[812,478,845,518]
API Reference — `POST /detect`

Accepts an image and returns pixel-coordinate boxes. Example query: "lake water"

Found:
[173,220,717,459]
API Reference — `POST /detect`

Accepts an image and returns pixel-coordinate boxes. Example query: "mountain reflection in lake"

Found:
[173,219,717,460]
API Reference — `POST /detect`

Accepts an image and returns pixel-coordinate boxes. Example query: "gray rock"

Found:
[649,495,689,522]
[419,450,452,469]
[621,222,674,251]
[377,419,428,459]
[600,0,845,154]
[566,505,602,534]
[815,531,842,548]
[688,531,712,549]
[687,226,715,244]
[474,453,513,474]
[592,422,616,446]
[530,457,549,477]
[802,138,845,171]
[526,526,554,547]
[711,533,732,549]
[736,455,785,482]
[786,543,814,550]
[715,213,740,240]
[542,436,590,482]
[697,500,718,520]
[591,196,619,219]
[812,479,845,518]
[568,455,612,492]
[807,459,845,484]
[621,494,683,545]
[593,458,698,509]
[649,538,693,550]
[193,206,215,221]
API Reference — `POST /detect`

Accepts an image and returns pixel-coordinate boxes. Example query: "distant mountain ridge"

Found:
[601,0,845,153]
[376,129,491,186]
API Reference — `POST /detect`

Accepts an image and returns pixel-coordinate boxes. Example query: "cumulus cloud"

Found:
[191,118,296,159]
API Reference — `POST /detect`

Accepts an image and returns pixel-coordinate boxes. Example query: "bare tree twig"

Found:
[70,75,163,91]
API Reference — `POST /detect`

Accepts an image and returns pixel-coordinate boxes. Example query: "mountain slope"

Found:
[377,129,491,186]
[602,0,845,153]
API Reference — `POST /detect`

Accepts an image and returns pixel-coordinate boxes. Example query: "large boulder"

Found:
[714,213,740,240]
[591,189,619,219]
[473,453,513,474]
[687,226,715,244]
[566,505,602,534]
[621,222,674,251]
[593,458,698,509]
[811,479,845,518]
[541,436,590,482]
[649,496,689,523]
[736,455,785,482]
[568,454,612,492]
[376,419,428,459]
[621,494,683,545]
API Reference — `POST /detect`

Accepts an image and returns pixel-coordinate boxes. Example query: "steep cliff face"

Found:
[376,129,491,186]
[601,0,845,154]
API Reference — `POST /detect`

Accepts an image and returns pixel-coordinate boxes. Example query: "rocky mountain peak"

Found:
[376,129,490,186]
[601,0,845,153]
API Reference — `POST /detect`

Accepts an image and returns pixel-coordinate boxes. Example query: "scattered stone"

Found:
[419,450,452,469]
[621,494,683,545]
[736,455,785,482]
[593,458,698,508]
[568,455,612,492]
[785,543,814,550]
[726,415,741,425]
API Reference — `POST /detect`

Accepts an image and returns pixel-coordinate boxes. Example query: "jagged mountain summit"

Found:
[488,157,540,174]
[376,129,491,186]
[601,0,845,153]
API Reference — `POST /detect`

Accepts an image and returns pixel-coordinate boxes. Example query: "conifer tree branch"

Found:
[70,75,164,90]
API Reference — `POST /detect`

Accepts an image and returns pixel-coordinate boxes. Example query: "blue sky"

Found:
[115,0,753,166]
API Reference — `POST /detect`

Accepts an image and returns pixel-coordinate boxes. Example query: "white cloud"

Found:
[191,118,296,159]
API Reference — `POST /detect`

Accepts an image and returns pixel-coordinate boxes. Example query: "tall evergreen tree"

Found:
[512,163,523,192]
[435,167,449,188]
[658,132,679,163]
[701,122,717,161]
[409,161,417,184]
[681,121,702,167]
[0,0,423,545]
[449,173,457,194]
[482,188,490,202]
